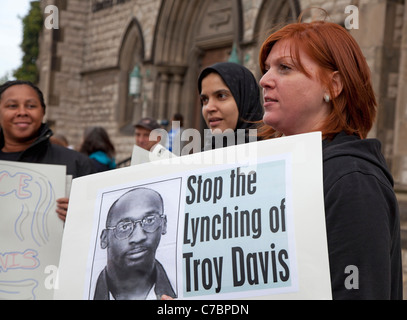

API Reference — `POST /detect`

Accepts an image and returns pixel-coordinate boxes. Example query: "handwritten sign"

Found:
[55,133,331,300]
[0,161,66,300]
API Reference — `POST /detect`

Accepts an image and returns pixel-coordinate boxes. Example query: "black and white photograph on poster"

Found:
[83,177,182,300]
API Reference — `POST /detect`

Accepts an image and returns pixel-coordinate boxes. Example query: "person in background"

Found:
[257,19,402,300]
[0,80,95,221]
[198,62,264,150]
[80,126,116,172]
[50,133,70,148]
[134,117,163,152]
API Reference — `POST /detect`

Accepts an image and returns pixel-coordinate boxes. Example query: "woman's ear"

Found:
[331,71,343,99]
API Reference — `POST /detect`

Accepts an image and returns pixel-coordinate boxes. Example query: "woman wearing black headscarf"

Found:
[198,62,264,150]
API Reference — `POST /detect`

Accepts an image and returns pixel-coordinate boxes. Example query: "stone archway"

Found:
[151,0,300,131]
[117,18,145,133]
[152,0,242,130]
[252,0,300,79]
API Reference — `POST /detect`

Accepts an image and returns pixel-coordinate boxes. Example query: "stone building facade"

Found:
[37,0,407,191]
[37,0,352,161]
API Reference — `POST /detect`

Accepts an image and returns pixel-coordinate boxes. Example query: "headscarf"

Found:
[198,62,264,131]
[198,62,264,149]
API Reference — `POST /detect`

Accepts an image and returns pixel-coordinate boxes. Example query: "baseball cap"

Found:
[134,117,161,131]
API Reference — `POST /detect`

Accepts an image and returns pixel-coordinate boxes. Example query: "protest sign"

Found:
[55,132,331,300]
[0,161,66,300]
[131,144,176,166]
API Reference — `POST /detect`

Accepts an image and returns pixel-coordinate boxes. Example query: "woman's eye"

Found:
[279,64,291,72]
[200,96,208,105]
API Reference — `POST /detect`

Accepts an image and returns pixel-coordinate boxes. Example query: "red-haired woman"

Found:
[258,21,402,300]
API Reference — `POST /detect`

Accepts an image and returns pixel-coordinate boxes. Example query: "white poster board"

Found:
[131,144,176,166]
[55,132,331,300]
[0,161,66,300]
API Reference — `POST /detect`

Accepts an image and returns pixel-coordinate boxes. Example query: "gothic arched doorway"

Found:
[152,0,300,132]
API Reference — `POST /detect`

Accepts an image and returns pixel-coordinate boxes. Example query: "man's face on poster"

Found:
[101,189,167,273]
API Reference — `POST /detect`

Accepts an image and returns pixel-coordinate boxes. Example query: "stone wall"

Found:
[38,0,407,183]
[39,0,363,161]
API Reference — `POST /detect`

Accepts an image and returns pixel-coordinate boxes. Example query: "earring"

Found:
[324,94,331,103]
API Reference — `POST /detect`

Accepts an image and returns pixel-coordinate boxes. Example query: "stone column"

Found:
[351,0,402,176]
[168,74,183,118]
[394,2,407,188]
[158,73,169,121]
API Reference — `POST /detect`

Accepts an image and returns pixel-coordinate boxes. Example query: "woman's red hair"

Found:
[258,20,377,140]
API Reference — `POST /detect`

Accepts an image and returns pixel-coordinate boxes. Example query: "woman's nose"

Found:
[16,105,28,116]
[204,98,218,112]
[259,70,276,90]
